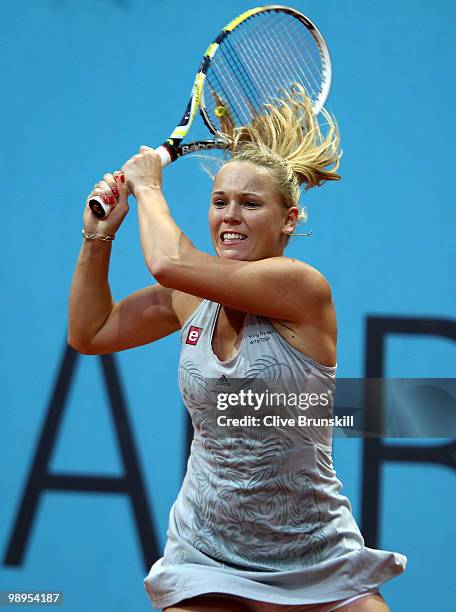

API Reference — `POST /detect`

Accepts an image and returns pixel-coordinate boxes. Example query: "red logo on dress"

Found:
[186,326,203,346]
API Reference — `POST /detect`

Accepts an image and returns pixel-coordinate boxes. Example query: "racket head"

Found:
[89,5,333,219]
[199,5,332,140]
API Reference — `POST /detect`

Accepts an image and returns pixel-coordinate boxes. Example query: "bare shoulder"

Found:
[270,259,337,367]
[171,289,204,327]
[283,257,333,305]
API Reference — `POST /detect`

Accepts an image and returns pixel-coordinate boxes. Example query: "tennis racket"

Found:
[89,4,332,219]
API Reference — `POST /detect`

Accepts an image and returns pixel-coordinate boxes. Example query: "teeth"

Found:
[222,232,247,241]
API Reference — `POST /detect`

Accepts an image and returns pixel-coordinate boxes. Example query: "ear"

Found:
[281,206,299,236]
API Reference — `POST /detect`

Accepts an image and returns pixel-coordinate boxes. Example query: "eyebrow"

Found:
[211,190,262,197]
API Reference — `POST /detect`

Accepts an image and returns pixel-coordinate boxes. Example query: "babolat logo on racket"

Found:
[186,326,203,346]
[182,143,215,154]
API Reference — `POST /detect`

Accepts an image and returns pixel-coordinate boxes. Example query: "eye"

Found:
[244,201,260,208]
[212,199,226,208]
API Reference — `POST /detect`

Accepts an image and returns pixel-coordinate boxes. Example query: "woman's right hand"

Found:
[83,171,129,236]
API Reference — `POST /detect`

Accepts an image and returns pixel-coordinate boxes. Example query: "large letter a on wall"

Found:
[3,343,159,572]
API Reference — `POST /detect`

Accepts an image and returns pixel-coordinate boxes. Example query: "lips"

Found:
[220,231,247,242]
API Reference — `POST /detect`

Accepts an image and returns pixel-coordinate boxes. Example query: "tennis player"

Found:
[68,87,406,611]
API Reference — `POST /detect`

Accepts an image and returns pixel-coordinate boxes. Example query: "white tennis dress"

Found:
[144,300,407,609]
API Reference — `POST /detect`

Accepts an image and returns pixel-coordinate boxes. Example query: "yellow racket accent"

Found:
[204,42,219,58]
[192,72,205,110]
[215,105,226,118]
[170,128,187,139]
[224,7,264,32]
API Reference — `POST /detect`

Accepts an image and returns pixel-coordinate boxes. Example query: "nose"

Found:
[223,201,242,224]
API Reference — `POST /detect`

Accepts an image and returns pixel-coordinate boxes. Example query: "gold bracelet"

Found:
[82,229,115,241]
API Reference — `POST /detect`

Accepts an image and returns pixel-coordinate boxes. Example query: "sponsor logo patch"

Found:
[186,326,203,346]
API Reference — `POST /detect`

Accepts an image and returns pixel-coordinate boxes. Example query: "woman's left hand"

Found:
[121,145,162,197]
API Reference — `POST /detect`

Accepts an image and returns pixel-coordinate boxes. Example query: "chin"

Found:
[214,242,248,260]
[221,251,249,261]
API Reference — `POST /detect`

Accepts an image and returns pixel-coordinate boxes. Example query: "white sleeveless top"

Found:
[144,300,407,609]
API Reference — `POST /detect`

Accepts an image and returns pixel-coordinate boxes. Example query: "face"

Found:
[209,161,297,261]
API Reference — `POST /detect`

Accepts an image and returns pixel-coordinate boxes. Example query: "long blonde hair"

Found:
[217,84,341,226]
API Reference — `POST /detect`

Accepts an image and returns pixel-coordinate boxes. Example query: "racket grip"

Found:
[88,196,110,219]
[155,145,173,167]
[88,145,173,219]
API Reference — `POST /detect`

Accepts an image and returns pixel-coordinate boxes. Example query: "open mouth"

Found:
[220,231,247,243]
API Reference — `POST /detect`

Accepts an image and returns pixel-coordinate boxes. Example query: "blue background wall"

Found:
[1,1,455,610]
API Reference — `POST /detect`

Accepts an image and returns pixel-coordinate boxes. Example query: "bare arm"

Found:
[133,187,330,324]
[87,284,181,354]
[68,170,180,355]
[68,239,114,353]
[120,147,331,327]
[68,240,181,355]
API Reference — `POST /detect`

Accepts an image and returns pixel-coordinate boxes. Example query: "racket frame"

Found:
[89,5,332,218]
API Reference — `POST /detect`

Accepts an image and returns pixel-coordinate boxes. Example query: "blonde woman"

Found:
[69,87,406,611]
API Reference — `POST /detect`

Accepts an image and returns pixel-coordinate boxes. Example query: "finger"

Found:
[86,186,104,200]
[89,178,111,199]
[103,173,120,199]
[102,173,116,188]
[94,180,115,206]
[119,164,130,186]
[113,170,127,196]
[91,181,104,194]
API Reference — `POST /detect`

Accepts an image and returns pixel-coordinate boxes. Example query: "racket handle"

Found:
[88,197,110,219]
[88,145,173,219]
[155,144,173,167]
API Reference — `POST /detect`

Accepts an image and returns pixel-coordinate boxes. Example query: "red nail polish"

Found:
[109,196,115,205]
[112,187,119,197]
[114,175,119,182]
[120,174,125,183]
[102,195,109,203]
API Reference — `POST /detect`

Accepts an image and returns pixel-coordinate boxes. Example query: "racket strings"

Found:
[204,11,327,133]
[272,22,321,97]
[248,26,314,109]
[243,18,302,92]
[206,49,255,125]
[249,14,323,102]
[221,39,263,110]
[276,20,323,95]
[264,12,325,92]
[208,44,260,125]
[236,24,293,109]
[206,70,245,125]
[206,74,251,126]
[232,20,283,103]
